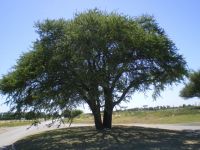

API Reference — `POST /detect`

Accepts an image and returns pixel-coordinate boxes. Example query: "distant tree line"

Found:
[0,109,83,120]
[0,112,47,120]
[124,104,200,112]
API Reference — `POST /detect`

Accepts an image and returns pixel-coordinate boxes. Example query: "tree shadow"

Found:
[14,126,200,150]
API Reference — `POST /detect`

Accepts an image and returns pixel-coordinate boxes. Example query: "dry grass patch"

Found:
[0,120,33,127]
[73,108,200,124]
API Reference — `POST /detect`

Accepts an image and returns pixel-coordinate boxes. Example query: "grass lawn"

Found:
[74,108,200,124]
[0,120,33,127]
[14,126,200,150]
[1,107,199,128]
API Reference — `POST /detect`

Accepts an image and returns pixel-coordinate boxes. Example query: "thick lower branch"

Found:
[113,83,134,106]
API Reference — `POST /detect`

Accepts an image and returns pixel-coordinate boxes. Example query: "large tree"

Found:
[180,71,200,99]
[0,9,187,130]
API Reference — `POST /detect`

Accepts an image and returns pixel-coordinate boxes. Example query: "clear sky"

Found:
[0,0,200,112]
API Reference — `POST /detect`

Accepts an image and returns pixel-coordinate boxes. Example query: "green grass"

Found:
[14,126,200,150]
[0,120,33,127]
[74,107,200,124]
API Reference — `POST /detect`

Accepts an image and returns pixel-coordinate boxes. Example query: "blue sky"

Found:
[0,0,200,112]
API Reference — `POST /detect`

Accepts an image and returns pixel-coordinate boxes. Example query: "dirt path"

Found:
[129,122,200,131]
[0,128,7,134]
[0,122,200,149]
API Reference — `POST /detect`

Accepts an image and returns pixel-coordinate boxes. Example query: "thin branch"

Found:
[110,70,124,91]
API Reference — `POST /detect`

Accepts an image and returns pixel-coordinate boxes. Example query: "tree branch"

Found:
[110,70,124,91]
[113,82,134,106]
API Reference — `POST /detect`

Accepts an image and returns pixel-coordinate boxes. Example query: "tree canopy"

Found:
[0,9,187,129]
[180,71,200,99]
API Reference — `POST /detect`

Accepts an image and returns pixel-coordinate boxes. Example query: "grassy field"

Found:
[14,126,200,150]
[1,107,200,128]
[74,107,200,124]
[0,120,33,127]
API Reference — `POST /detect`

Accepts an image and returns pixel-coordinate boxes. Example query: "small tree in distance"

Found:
[180,71,200,99]
[0,9,187,130]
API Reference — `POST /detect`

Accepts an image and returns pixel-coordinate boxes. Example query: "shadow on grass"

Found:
[14,126,200,150]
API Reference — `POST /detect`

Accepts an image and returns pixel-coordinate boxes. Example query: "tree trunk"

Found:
[92,109,103,130]
[103,90,113,129]
[87,90,103,130]
[103,107,113,129]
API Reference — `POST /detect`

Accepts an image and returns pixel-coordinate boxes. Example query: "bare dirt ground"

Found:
[0,122,200,149]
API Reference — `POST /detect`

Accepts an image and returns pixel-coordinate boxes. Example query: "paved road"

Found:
[0,122,200,149]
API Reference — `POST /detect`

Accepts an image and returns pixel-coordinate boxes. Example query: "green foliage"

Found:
[0,9,187,129]
[0,112,47,120]
[180,70,200,99]
[62,109,83,118]
[0,112,16,120]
